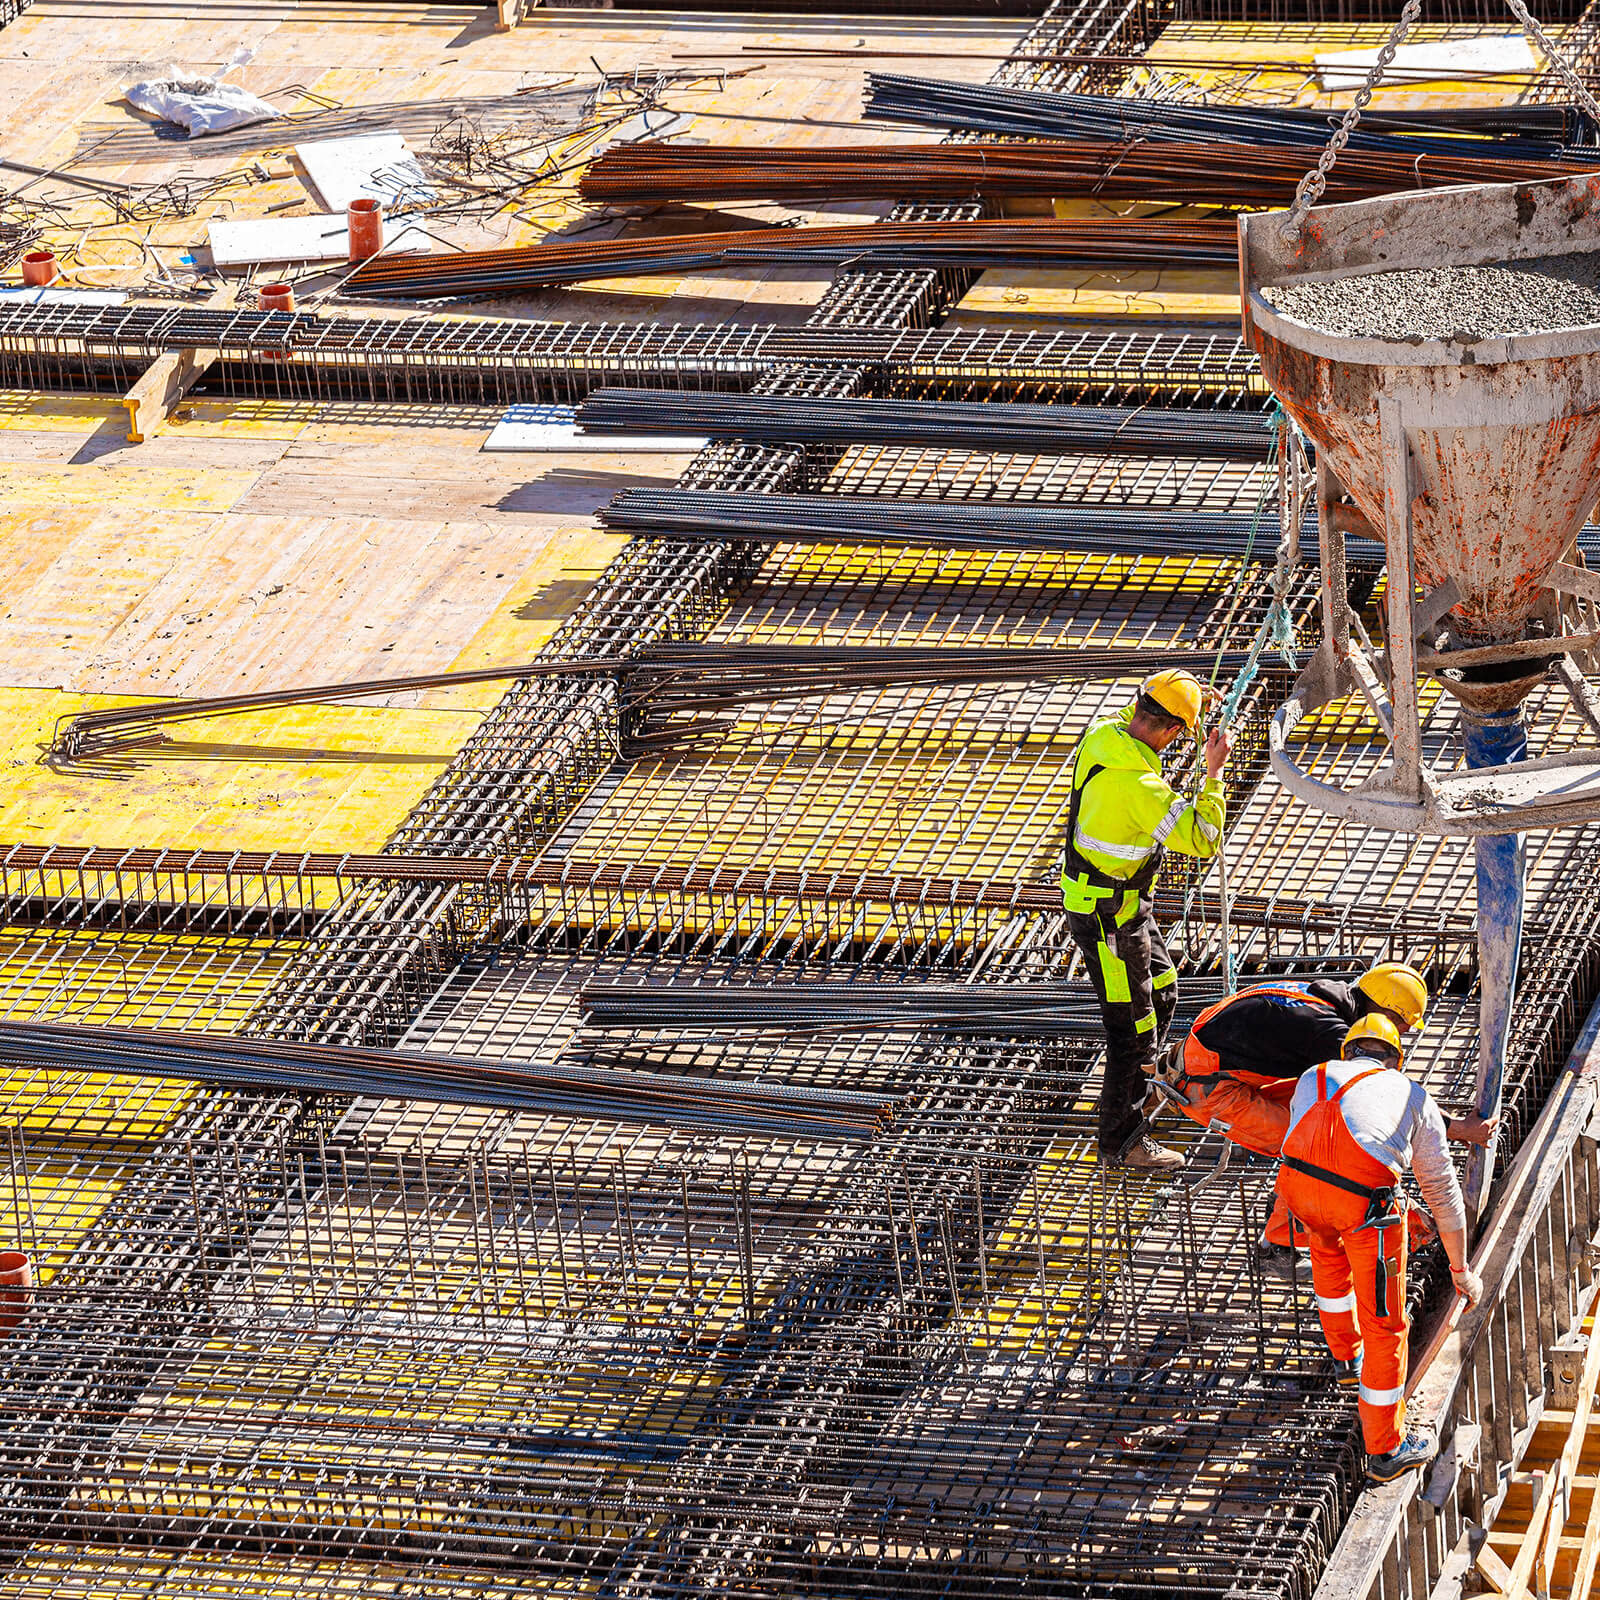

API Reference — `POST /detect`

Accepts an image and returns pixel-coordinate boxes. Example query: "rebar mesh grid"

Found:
[5,3,1600,1597]
[0,306,1261,408]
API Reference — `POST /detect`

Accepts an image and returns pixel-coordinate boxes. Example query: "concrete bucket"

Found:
[1240,172,1600,837]
[1241,172,1600,1218]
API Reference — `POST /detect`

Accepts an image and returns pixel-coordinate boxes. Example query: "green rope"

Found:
[1203,410,1303,991]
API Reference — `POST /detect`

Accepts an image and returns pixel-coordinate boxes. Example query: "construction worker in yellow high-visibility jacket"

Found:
[1060,670,1231,1172]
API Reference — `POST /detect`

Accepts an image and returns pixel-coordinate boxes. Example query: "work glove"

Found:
[1450,1265,1483,1308]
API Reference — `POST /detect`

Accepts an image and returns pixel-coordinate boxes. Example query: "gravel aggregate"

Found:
[1263,252,1600,341]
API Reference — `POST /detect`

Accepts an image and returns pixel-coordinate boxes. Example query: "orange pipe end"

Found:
[21,251,56,288]
[0,1249,34,1335]
[347,197,383,262]
[256,282,295,313]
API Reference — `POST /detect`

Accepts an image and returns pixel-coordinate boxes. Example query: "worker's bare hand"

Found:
[1446,1113,1499,1148]
[1204,727,1232,779]
[1450,1265,1483,1308]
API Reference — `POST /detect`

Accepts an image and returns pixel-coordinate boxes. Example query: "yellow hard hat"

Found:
[1140,668,1205,733]
[1356,962,1429,1031]
[1343,1013,1404,1066]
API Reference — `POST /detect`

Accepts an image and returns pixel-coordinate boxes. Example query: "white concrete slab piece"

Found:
[1315,35,1535,91]
[0,287,127,305]
[207,212,433,267]
[483,405,708,454]
[296,133,433,211]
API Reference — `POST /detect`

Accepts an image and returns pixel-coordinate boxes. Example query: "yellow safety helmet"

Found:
[1342,1013,1404,1066]
[1140,668,1206,733]
[1356,962,1429,1032]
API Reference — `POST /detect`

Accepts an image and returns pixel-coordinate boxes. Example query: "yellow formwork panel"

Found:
[436,524,631,689]
[0,394,126,436]
[0,1154,135,1283]
[0,688,479,854]
[964,1137,1178,1356]
[0,463,262,515]
[0,1545,600,1599]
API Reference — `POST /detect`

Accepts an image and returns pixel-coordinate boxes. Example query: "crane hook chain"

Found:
[1279,0,1425,244]
[1501,0,1600,124]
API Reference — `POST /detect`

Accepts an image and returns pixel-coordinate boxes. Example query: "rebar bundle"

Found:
[51,642,1258,765]
[578,977,1233,1032]
[0,1020,895,1137]
[598,487,1323,556]
[580,136,1600,208]
[576,389,1276,456]
[340,217,1238,301]
[621,644,1256,741]
[865,73,1600,152]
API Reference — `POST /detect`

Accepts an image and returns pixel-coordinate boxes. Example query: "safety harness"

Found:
[1279,1063,1405,1316]
[1060,752,1166,919]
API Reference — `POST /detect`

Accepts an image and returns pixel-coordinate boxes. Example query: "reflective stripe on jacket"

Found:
[1059,706,1225,920]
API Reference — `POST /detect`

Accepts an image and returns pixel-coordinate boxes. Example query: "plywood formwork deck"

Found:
[0,1,1595,1597]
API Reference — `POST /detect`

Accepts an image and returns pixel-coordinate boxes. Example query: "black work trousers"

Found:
[1066,902,1178,1156]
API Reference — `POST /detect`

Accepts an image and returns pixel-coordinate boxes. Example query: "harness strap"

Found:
[1062,752,1163,901]
[1280,1154,1387,1204]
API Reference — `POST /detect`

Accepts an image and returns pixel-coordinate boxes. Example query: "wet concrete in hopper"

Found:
[1263,252,1600,342]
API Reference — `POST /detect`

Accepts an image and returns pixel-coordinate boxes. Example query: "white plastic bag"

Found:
[124,66,278,137]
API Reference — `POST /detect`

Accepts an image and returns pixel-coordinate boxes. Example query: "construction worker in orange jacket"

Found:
[1155,965,1496,1277]
[1275,1015,1485,1483]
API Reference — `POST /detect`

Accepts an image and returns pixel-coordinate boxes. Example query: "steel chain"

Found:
[1501,0,1600,125]
[1279,0,1426,243]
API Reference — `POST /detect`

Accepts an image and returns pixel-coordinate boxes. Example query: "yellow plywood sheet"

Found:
[0,394,124,435]
[0,463,261,514]
[1141,20,1564,111]
[0,687,479,852]
[444,524,630,677]
[955,267,1240,324]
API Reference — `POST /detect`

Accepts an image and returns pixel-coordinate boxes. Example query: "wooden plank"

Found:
[1503,1319,1600,1599]
[1476,1539,1514,1593]
[497,0,526,27]
[122,348,214,446]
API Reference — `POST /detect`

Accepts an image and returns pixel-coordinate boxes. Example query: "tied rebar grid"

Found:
[5,7,1600,1600]
[0,295,1259,411]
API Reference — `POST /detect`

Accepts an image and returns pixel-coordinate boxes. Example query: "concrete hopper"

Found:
[1241,172,1600,838]
[1242,172,1600,1219]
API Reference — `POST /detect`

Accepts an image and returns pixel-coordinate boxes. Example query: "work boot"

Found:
[1366,1429,1438,1484]
[1255,1242,1298,1283]
[1110,1135,1186,1174]
[1331,1355,1362,1389]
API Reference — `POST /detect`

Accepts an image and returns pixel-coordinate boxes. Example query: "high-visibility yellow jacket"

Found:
[1059,706,1225,925]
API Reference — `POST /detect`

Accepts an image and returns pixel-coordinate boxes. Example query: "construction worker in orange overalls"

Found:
[1275,1015,1486,1483]
[1152,965,1496,1279]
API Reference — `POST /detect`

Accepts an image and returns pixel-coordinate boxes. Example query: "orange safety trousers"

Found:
[1176,1072,1300,1246]
[1275,1065,1410,1456]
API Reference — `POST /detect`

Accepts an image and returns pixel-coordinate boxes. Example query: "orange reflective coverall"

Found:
[1275,1064,1410,1456]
